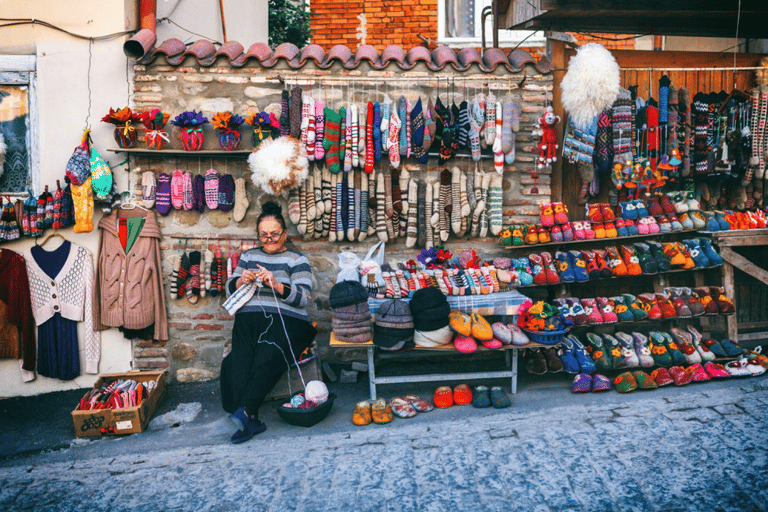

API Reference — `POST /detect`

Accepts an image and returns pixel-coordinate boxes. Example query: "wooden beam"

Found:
[719,247,768,287]
[722,262,738,342]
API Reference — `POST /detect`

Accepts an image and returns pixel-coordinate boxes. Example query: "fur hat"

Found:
[560,43,620,131]
[248,136,309,196]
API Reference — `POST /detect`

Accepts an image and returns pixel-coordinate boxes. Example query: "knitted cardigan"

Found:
[0,249,36,371]
[94,209,168,341]
[24,242,101,374]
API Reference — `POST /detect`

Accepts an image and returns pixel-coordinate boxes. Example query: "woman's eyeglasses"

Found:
[259,231,284,242]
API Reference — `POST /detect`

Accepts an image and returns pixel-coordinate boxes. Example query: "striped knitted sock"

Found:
[314,99,325,161]
[350,104,359,169]
[347,171,357,241]
[288,187,301,225]
[314,203,324,239]
[692,92,709,176]
[459,171,469,234]
[373,102,382,161]
[611,87,632,164]
[469,99,482,161]
[398,169,409,238]
[306,95,316,162]
[451,167,462,234]
[335,172,345,241]
[204,249,213,295]
[339,106,346,171]
[406,180,418,248]
[432,179,441,242]
[381,98,391,151]
[153,172,169,216]
[169,254,181,298]
[493,102,504,173]
[479,172,490,238]
[305,175,316,239]
[667,86,678,151]
[440,169,452,242]
[425,182,434,248]
[471,171,484,237]
[365,101,374,173]
[679,88,691,176]
[322,167,332,215]
[359,172,368,241]
[329,172,338,242]
[353,170,362,240]
[376,171,388,242]
[297,181,307,235]
[388,108,402,168]
[217,256,225,294]
[344,107,353,172]
[280,89,290,137]
[458,100,469,148]
[384,170,396,240]
[488,173,503,236]
[176,252,191,298]
[417,180,426,248]
[198,250,207,298]
[484,91,497,146]
[310,168,321,217]
[323,107,342,173]
[367,169,377,236]
[405,100,412,157]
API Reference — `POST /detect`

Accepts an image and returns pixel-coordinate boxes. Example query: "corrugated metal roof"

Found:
[139,40,553,74]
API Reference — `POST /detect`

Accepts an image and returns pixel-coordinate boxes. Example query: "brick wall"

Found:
[570,33,637,51]
[131,57,553,381]
[311,0,438,49]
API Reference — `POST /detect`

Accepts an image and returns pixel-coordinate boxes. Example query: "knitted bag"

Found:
[89,147,113,201]
[65,137,91,186]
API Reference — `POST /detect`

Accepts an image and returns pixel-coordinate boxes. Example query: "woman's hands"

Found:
[238,265,284,295]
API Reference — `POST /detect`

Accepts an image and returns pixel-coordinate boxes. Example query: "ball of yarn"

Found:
[290,394,306,408]
[304,380,329,404]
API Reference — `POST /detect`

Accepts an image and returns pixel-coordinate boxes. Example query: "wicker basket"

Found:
[522,327,569,346]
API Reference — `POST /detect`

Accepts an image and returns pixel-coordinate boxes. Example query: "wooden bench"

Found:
[330,333,556,400]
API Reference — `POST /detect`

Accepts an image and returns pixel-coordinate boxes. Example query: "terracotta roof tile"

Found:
[137,41,553,75]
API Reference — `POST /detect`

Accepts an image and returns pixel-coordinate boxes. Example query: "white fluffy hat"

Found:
[560,43,621,130]
[248,136,308,196]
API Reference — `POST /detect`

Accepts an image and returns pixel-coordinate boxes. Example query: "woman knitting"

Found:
[222,201,315,443]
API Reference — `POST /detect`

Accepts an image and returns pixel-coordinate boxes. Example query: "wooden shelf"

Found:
[516,265,723,290]
[107,148,251,157]
[501,228,703,250]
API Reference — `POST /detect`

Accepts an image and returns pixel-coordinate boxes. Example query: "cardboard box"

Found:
[71,370,166,438]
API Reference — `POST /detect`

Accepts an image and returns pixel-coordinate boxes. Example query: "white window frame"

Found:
[437,0,545,48]
[0,55,39,196]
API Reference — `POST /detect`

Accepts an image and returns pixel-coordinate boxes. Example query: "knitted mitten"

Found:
[205,169,219,210]
[155,172,171,216]
[142,171,156,209]
[182,171,193,210]
[171,169,184,210]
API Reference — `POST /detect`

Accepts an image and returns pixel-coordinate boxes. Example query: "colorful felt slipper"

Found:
[614,372,638,393]
[591,374,612,392]
[453,384,473,405]
[559,336,582,374]
[746,358,767,376]
[668,366,693,386]
[471,313,494,341]
[454,334,478,354]
[651,367,674,387]
[685,363,711,382]
[508,323,530,345]
[632,370,658,390]
[482,338,503,349]
[585,332,612,372]
[449,310,472,336]
[719,338,744,358]
[371,398,393,423]
[491,322,512,344]
[701,338,727,358]
[490,386,511,408]
[648,332,673,367]
[389,397,417,418]
[472,386,492,408]
[352,400,373,426]
[526,348,548,375]
[746,349,768,370]
[402,394,433,412]
[433,386,454,408]
[572,373,593,393]
[703,362,730,379]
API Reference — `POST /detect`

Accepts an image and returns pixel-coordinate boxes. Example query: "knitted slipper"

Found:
[651,367,674,387]
[490,386,511,408]
[453,384,473,405]
[233,177,249,222]
[155,172,172,215]
[142,171,156,208]
[434,386,453,408]
[454,335,477,354]
[171,169,184,209]
[352,401,372,426]
[370,398,393,424]
[668,366,693,386]
[632,370,658,390]
[205,169,219,210]
[685,363,711,382]
[572,373,592,393]
[592,374,612,392]
[192,174,205,213]
[218,173,235,212]
[703,361,730,379]
[472,386,491,408]
[389,397,417,418]
[403,394,433,413]
[613,371,638,393]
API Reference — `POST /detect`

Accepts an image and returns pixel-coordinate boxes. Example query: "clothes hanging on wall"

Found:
[94,208,168,341]
[24,240,100,380]
[0,248,36,379]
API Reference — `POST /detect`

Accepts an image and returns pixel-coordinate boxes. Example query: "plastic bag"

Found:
[336,251,361,283]
[359,241,385,288]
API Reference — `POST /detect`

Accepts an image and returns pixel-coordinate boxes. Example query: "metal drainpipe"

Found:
[123,0,158,60]
[492,0,498,49]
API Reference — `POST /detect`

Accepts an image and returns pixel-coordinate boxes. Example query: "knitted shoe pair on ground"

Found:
[572,373,612,393]
[471,385,511,409]
[525,347,564,375]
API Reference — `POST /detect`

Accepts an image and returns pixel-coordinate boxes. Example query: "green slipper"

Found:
[472,386,491,408]
[490,386,511,408]
[632,370,658,390]
[614,371,638,393]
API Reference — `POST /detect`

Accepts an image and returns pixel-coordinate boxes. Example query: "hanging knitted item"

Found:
[561,43,621,131]
[373,102,382,162]
[410,98,426,164]
[218,173,235,212]
[388,107,402,168]
[611,87,632,165]
[658,76,670,156]
[305,94,316,162]
[155,172,172,215]
[314,99,325,161]
[71,176,94,233]
[142,171,156,209]
[381,96,392,151]
[182,171,194,210]
[204,169,219,209]
[323,106,342,173]
[193,174,205,213]
[60,185,74,226]
[398,96,408,157]
[364,101,374,173]
[36,191,46,232]
[280,89,291,137]
[65,129,92,186]
[593,109,614,176]
[290,87,302,139]
[344,107,353,172]
[248,136,309,196]
[692,92,710,176]
[679,88,691,176]
[52,181,64,229]
[0,133,5,178]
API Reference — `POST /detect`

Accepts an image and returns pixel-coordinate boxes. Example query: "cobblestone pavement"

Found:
[1,378,767,512]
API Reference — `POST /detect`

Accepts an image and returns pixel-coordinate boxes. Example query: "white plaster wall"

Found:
[156,0,268,45]
[0,39,134,397]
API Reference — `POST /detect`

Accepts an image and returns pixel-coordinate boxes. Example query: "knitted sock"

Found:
[511,94,521,132]
[432,181,441,241]
[504,131,516,165]
[667,85,678,151]
[368,169,377,236]
[319,167,331,216]
[439,112,454,165]
[288,187,301,225]
[451,167,462,234]
[186,251,200,304]
[417,180,426,248]
[359,172,368,241]
[336,172,345,241]
[388,108,402,168]
[493,101,504,173]
[323,107,342,173]
[176,252,191,298]
[692,92,709,176]
[611,87,632,164]
[169,254,181,298]
[440,169,452,242]
[350,104,360,169]
[479,172,491,237]
[488,173,503,236]
[233,177,248,222]
[344,107,353,172]
[307,169,319,219]
[425,182,434,248]
[469,99,482,161]
[411,98,427,164]
[297,180,308,235]
[458,100,469,148]
[218,173,235,213]
[365,101,375,173]
[338,106,346,171]
[314,99,325,161]
[313,199,324,239]
[218,255,226,293]
[422,105,433,163]
[386,170,397,239]
[208,256,219,297]
[280,89,290,137]
[171,169,184,209]
[501,96,514,154]
[288,87,302,139]
[205,169,219,210]
[459,172,468,234]
[301,92,311,154]
[142,171,156,208]
[376,171,388,242]
[405,100,412,157]
[594,109,613,175]
[193,174,205,213]
[450,103,461,157]
[204,249,213,295]
[329,172,338,242]
[398,96,408,156]
[679,88,691,176]
[398,169,409,238]
[71,177,94,233]
[347,171,357,241]
[198,250,207,298]
[373,101,382,162]
[402,181,418,249]
[306,95,316,162]
[156,172,171,215]
[471,171,485,237]
[484,91,497,146]
[381,97,391,151]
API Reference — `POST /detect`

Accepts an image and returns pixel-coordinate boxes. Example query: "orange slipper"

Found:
[371,399,393,424]
[434,386,454,408]
[352,401,372,426]
[471,313,493,341]
[453,384,473,405]
[449,310,472,336]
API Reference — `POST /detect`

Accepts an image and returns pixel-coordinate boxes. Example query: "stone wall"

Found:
[131,57,553,382]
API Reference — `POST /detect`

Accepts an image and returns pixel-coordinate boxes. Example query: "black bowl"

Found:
[276,393,336,427]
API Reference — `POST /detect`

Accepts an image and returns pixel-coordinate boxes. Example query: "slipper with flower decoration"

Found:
[651,367,674,387]
[703,362,730,379]
[647,332,673,367]
[585,332,612,371]
[668,366,693,386]
[670,327,702,364]
[561,222,574,241]
[615,332,640,368]
[622,294,648,321]
[567,250,590,282]
[636,293,662,320]
[709,286,735,315]
[611,296,635,323]
[661,332,689,366]
[746,357,767,376]
[540,203,555,226]
[596,297,618,323]
[553,202,569,224]
[389,397,417,418]
[655,292,678,319]
[686,325,715,362]
[632,370,658,390]
[685,363,711,382]
[631,332,655,368]
[614,371,638,393]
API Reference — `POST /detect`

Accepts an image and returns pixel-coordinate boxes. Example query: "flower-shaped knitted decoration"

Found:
[171,110,209,128]
[434,248,453,264]
[211,112,245,150]
[102,107,142,148]
[246,111,281,146]
[139,109,172,149]
[172,110,208,151]
[417,247,437,267]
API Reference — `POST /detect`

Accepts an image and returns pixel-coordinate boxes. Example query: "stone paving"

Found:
[1,378,767,512]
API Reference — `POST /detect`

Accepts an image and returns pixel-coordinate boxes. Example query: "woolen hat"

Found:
[409,287,450,331]
[414,325,453,348]
[329,280,369,309]
[373,298,414,351]
[332,302,371,323]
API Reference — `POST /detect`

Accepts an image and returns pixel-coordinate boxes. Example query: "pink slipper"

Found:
[403,394,433,412]
[703,362,730,379]
[454,335,478,353]
[482,338,503,349]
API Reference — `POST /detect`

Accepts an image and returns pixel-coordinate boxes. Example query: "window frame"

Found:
[0,55,39,197]
[437,0,545,47]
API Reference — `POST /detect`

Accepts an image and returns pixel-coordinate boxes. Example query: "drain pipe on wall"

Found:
[124,0,157,60]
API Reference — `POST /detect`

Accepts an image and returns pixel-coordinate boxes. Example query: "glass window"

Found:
[440,0,545,47]
[0,84,31,193]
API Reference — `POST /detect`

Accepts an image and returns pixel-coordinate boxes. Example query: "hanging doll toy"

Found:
[532,105,560,194]
[139,109,171,150]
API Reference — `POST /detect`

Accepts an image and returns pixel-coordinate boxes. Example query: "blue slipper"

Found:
[231,418,267,444]
[490,386,511,408]
[559,336,582,374]
[472,386,492,408]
